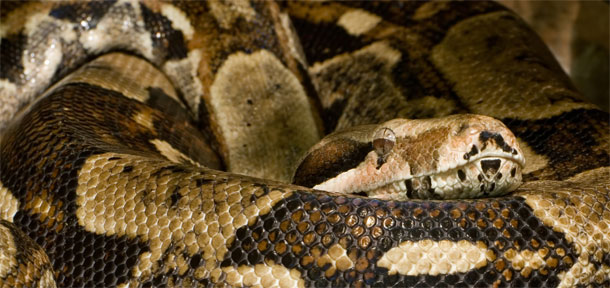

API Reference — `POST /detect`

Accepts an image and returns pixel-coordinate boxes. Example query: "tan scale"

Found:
[0,221,56,288]
[159,4,195,40]
[377,240,490,276]
[412,2,452,21]
[222,262,305,288]
[0,224,17,282]
[304,243,356,278]
[0,181,18,222]
[149,139,200,167]
[337,9,382,36]
[74,152,293,284]
[208,49,320,182]
[515,167,610,287]
[0,1,609,287]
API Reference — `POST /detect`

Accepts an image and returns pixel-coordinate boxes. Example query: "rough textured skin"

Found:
[0,1,609,287]
[0,220,56,288]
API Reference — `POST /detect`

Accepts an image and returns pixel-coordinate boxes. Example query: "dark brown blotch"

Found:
[293,139,372,187]
[457,169,466,181]
[139,3,188,60]
[49,1,116,29]
[479,131,513,153]
[0,32,27,82]
[170,186,181,207]
[464,145,479,160]
[405,179,413,198]
[146,87,189,123]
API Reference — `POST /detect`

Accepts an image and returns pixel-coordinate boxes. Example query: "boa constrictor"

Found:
[0,1,608,287]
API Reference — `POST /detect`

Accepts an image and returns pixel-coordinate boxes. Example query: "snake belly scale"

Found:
[0,1,608,287]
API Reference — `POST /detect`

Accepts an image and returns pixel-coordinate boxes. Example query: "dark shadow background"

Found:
[500,0,609,112]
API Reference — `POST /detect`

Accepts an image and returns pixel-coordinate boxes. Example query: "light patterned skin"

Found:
[0,1,608,287]
[294,115,525,200]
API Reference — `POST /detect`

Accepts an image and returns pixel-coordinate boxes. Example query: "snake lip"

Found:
[366,155,524,201]
[429,153,524,179]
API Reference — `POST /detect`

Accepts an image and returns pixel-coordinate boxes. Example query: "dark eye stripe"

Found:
[293,139,372,188]
[464,145,478,160]
[479,131,513,153]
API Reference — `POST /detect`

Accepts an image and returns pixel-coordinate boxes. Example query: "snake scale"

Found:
[0,1,609,287]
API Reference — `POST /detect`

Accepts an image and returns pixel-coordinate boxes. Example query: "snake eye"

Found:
[373,127,395,168]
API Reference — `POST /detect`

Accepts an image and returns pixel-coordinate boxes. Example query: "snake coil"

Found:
[0,1,608,287]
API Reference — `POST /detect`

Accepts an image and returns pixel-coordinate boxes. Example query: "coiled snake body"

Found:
[0,1,608,287]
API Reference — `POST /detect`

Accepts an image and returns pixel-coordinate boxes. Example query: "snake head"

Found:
[292,114,525,200]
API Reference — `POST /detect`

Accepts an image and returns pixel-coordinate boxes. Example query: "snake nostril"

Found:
[481,159,501,175]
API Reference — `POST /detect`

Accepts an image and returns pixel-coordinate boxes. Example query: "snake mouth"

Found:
[365,156,523,200]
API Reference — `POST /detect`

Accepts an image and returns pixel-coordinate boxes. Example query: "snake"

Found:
[0,1,608,287]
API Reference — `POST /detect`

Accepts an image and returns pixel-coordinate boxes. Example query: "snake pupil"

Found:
[373,127,395,168]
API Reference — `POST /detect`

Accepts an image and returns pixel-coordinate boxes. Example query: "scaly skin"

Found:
[0,1,608,287]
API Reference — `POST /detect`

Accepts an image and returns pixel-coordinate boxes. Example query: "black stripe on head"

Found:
[49,1,117,29]
[463,145,479,160]
[293,139,373,188]
[140,3,188,60]
[479,131,513,153]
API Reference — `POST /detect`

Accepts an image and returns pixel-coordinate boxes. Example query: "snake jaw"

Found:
[365,156,523,200]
